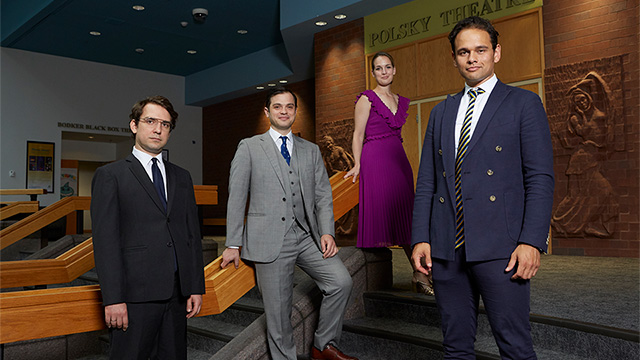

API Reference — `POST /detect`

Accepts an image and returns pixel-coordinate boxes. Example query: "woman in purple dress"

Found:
[345,52,433,295]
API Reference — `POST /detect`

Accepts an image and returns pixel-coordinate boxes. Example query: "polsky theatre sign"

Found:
[365,0,542,54]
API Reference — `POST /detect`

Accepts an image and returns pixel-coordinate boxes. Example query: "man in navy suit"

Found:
[92,96,205,359]
[411,17,554,359]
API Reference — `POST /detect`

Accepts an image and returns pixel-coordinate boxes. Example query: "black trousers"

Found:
[109,274,188,360]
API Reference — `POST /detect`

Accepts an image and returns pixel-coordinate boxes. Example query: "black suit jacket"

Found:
[91,154,205,306]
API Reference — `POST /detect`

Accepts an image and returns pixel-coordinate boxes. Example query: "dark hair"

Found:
[129,95,179,130]
[371,51,395,69]
[448,16,499,52]
[265,87,297,109]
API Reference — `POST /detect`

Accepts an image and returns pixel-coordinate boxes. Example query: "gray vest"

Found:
[277,140,310,233]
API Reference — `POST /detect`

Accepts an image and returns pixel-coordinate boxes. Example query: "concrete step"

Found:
[341,290,639,360]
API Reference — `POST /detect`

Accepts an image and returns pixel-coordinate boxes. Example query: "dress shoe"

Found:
[311,344,358,360]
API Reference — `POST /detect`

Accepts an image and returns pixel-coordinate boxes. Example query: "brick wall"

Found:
[314,18,366,137]
[201,80,315,221]
[544,0,639,257]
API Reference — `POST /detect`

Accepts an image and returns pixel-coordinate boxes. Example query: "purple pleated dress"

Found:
[356,90,414,248]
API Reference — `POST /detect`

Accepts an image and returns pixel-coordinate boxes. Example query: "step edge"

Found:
[364,291,639,342]
[342,322,500,360]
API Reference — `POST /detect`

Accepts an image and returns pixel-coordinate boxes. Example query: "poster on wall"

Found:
[26,141,55,193]
[60,168,78,198]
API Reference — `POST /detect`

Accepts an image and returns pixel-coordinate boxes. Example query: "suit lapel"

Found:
[165,161,176,214]
[466,80,510,153]
[291,136,306,198]
[126,154,166,213]
[259,132,286,192]
[442,91,464,200]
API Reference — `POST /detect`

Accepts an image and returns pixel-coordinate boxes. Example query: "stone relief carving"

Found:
[549,68,622,238]
[319,119,358,236]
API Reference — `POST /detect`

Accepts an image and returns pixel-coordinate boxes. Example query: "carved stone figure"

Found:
[552,72,619,237]
[320,134,357,235]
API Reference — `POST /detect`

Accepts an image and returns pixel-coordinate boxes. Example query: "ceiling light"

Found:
[279,79,288,84]
[256,86,265,90]
[89,31,101,36]
[88,136,95,139]
[334,14,347,20]
[237,29,248,35]
[268,83,276,87]
[135,48,144,53]
[132,5,145,11]
[315,21,327,27]
[187,50,197,54]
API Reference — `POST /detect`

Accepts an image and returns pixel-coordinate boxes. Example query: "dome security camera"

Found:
[192,8,208,23]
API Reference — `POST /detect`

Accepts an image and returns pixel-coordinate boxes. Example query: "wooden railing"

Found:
[0,201,40,221]
[0,177,359,344]
[0,238,94,289]
[0,196,91,250]
[0,188,47,201]
[0,256,254,344]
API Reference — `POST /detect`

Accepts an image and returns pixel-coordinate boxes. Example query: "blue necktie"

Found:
[151,158,167,211]
[280,136,291,166]
[454,88,484,249]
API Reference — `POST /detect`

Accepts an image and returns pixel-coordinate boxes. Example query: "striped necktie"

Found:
[454,88,484,249]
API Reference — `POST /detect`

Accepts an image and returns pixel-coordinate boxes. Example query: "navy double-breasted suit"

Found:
[412,80,554,260]
[412,79,554,359]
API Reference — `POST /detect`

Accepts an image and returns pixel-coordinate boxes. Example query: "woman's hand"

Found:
[344,165,360,183]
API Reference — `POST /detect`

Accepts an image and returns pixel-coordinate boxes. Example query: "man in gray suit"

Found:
[221,88,357,360]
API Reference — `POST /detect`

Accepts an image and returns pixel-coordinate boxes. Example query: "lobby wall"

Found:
[0,48,203,206]
[543,0,639,257]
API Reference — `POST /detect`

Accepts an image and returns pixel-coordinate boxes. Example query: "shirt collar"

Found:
[269,127,292,144]
[132,146,163,166]
[464,74,498,96]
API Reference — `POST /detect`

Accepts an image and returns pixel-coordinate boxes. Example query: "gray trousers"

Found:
[255,223,353,360]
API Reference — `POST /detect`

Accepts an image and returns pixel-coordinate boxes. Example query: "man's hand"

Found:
[320,234,338,259]
[412,243,432,276]
[105,303,128,331]
[186,294,203,318]
[505,244,541,280]
[220,248,240,269]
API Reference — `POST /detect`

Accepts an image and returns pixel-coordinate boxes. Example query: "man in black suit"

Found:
[91,95,205,360]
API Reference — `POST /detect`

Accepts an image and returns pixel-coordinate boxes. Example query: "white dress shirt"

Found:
[269,127,293,156]
[132,146,167,199]
[454,74,498,152]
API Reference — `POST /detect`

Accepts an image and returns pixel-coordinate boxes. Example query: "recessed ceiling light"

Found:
[135,48,144,53]
[279,79,288,84]
[187,50,197,54]
[268,83,276,87]
[237,29,248,35]
[89,31,101,36]
[88,136,95,139]
[132,5,145,11]
[315,21,327,27]
[256,86,265,90]
[334,14,347,20]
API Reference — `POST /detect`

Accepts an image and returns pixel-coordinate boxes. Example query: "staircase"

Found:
[337,290,638,360]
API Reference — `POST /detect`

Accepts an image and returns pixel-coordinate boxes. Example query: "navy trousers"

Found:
[432,247,536,360]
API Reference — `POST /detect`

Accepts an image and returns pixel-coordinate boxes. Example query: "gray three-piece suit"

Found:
[226,131,352,359]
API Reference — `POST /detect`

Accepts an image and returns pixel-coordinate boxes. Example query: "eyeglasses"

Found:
[140,117,174,130]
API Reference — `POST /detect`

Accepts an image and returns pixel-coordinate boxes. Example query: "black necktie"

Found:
[280,136,291,166]
[152,157,177,270]
[151,158,167,211]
